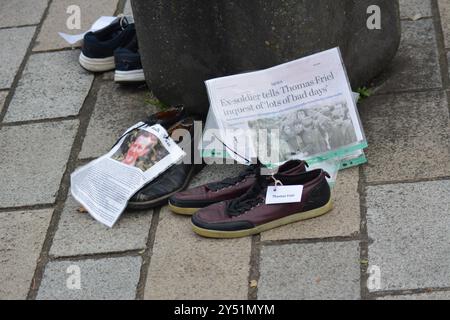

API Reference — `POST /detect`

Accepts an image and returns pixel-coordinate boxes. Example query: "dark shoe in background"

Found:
[79,16,135,72]
[191,168,332,238]
[114,35,145,83]
[168,160,308,215]
[145,105,186,128]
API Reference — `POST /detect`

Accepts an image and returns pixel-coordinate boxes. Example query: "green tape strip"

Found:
[202,141,368,167]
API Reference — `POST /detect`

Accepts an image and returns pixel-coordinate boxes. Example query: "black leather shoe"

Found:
[127,117,201,210]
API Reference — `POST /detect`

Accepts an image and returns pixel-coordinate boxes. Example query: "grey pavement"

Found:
[36,256,141,300]
[0,120,78,207]
[375,19,442,93]
[367,181,450,292]
[258,241,361,300]
[4,50,94,122]
[79,78,154,159]
[0,26,35,89]
[1,0,450,300]
[33,0,119,52]
[0,91,8,113]
[49,195,153,257]
[399,0,432,19]
[0,209,53,299]
[0,0,48,29]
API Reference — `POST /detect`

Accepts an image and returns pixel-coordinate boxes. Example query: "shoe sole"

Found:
[192,199,333,239]
[168,202,200,216]
[114,69,145,83]
[127,166,196,210]
[79,52,115,72]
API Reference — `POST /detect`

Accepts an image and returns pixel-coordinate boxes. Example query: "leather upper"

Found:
[192,169,330,229]
[170,160,307,208]
[130,163,194,202]
[171,176,257,207]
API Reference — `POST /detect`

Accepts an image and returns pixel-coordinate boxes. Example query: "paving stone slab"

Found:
[367,180,450,292]
[439,0,450,48]
[0,120,78,207]
[378,291,450,300]
[0,209,53,299]
[363,135,450,184]
[37,256,141,300]
[258,241,360,300]
[359,91,450,183]
[34,0,119,51]
[399,0,433,19]
[79,80,154,159]
[448,53,450,78]
[0,0,48,28]
[0,27,36,89]
[0,91,7,113]
[376,19,442,93]
[144,206,251,300]
[261,167,360,241]
[50,195,153,257]
[4,50,93,122]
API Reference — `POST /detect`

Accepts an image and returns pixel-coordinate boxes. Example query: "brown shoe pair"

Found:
[169,160,333,238]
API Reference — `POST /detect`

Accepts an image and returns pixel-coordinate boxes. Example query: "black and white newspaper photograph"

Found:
[248,101,358,161]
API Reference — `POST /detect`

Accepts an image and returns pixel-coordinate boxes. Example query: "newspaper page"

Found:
[203,47,366,166]
[201,90,363,166]
[71,124,185,227]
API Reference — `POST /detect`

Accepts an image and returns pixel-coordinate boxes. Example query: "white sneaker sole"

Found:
[79,52,115,72]
[114,69,145,82]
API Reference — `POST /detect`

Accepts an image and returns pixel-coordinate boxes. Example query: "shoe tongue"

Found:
[272,174,289,187]
[276,169,326,186]
[206,164,257,192]
[277,160,305,174]
[267,168,298,187]
[242,167,268,196]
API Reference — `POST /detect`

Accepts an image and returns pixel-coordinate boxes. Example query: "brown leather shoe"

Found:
[145,105,186,128]
[191,168,332,238]
[168,160,307,215]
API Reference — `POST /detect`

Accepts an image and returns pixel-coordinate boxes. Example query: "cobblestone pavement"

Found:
[1,0,450,300]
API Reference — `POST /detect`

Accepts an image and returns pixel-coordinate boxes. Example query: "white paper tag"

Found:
[265,185,303,205]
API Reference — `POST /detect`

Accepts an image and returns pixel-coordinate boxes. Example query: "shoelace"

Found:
[226,167,270,217]
[206,164,260,192]
[117,14,129,30]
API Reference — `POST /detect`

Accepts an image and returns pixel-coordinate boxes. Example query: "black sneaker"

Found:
[114,35,145,83]
[79,16,135,72]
